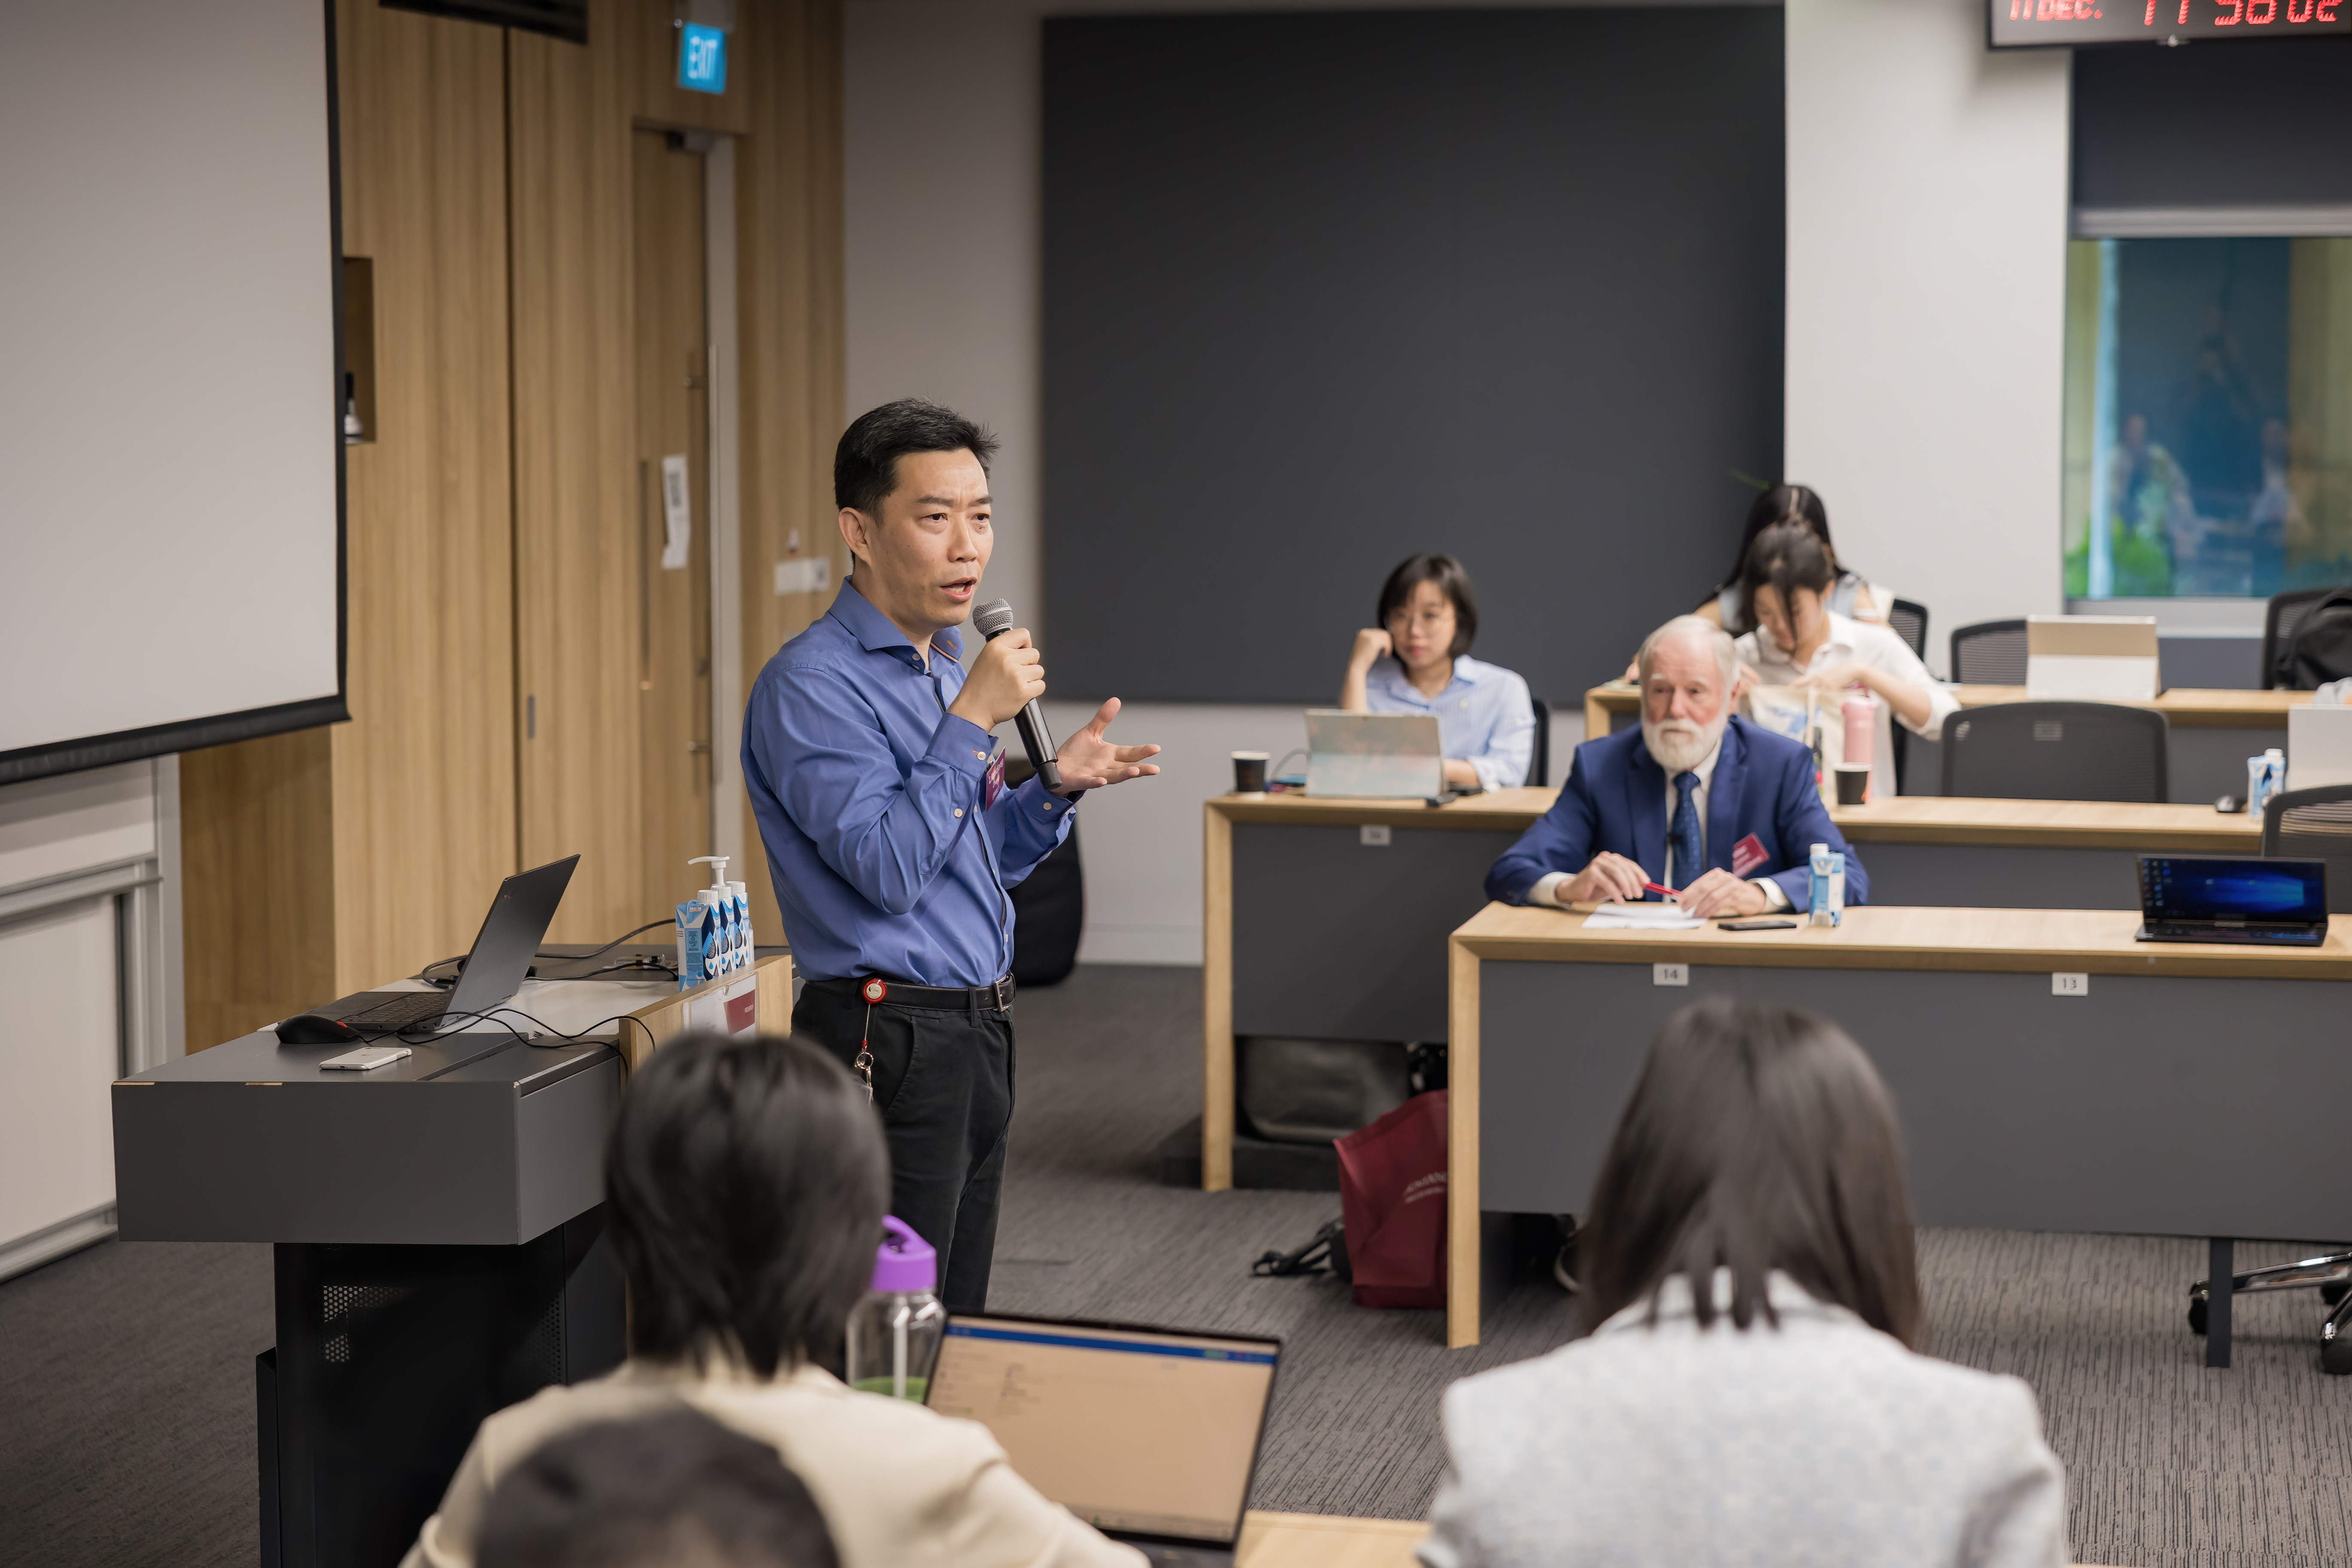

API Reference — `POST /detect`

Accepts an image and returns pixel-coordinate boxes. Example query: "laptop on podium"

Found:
[317,854,581,1034]
[926,1313,1281,1565]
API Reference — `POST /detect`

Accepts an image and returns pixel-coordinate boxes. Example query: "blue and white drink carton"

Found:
[1807,842,1844,928]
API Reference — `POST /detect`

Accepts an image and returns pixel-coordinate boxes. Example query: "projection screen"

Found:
[0,0,345,786]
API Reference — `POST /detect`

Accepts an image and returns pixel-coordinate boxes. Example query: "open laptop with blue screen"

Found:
[2136,855,2328,946]
[925,1313,1281,1565]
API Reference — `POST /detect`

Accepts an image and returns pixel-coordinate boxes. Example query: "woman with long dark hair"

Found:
[1418,1000,2066,1568]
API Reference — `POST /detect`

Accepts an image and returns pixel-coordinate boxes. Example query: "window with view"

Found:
[2063,235,2352,601]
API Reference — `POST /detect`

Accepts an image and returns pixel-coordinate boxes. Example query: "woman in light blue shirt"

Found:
[1339,554,1537,792]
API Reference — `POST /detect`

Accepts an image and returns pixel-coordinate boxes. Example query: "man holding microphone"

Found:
[742,399,1160,1312]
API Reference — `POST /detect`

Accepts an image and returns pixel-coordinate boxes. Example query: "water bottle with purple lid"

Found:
[844,1216,944,1401]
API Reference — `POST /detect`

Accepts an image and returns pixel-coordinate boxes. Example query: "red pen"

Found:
[1642,881,1679,900]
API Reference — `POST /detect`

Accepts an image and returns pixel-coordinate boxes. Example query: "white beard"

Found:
[1643,714,1725,776]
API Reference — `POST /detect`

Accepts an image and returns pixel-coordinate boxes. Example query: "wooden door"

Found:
[634,130,713,910]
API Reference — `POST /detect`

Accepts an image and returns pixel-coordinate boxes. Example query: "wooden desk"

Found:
[1237,1511,1426,1568]
[1202,794,2256,1191]
[1584,683,2309,803]
[1445,903,2352,1349]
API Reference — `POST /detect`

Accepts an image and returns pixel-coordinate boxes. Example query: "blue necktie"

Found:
[1670,771,1704,892]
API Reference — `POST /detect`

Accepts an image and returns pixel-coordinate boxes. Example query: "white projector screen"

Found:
[0,0,344,786]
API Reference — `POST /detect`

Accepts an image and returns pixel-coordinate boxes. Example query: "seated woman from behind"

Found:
[1341,553,1537,792]
[1419,998,2067,1568]
[1734,521,1956,800]
[402,1031,1140,1568]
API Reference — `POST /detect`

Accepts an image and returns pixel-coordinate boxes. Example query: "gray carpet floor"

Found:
[5,962,2351,1566]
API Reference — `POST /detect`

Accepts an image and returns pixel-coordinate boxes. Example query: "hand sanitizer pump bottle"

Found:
[688,856,735,973]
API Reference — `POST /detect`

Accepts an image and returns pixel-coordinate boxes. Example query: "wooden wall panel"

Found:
[179,729,336,1049]
[510,12,646,943]
[736,0,847,942]
[332,0,518,992]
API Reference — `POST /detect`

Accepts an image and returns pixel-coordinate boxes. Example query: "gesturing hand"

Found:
[1052,697,1162,795]
[948,627,1045,731]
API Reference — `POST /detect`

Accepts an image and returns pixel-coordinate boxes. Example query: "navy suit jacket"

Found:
[1484,716,1868,912]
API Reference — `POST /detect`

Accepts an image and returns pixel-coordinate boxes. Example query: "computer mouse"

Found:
[2215,794,2245,815]
[277,1013,364,1046]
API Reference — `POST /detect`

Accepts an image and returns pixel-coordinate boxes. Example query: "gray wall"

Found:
[1041,8,1786,705]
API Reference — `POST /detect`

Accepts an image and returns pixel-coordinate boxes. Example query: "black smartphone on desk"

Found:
[1719,918,1798,931]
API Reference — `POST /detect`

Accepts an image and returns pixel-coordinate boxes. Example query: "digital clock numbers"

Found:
[1990,0,2350,42]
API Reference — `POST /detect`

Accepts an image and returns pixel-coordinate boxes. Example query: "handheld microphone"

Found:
[971,599,1062,792]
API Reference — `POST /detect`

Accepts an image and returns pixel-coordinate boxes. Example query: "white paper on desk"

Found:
[660,453,692,569]
[1582,904,1705,930]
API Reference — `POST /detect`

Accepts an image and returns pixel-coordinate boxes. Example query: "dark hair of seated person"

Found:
[1374,552,1480,659]
[1576,997,1923,1347]
[1737,519,1841,640]
[1709,481,1836,598]
[833,396,1001,521]
[606,1031,888,1376]
[475,1405,840,1568]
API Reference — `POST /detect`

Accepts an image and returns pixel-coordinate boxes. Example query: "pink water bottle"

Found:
[1842,690,1874,794]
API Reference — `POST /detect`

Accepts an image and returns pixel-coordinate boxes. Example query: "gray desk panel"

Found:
[1856,842,2142,908]
[1232,822,1518,1041]
[1895,726,2282,804]
[113,1032,619,1245]
[1481,960,2352,1240]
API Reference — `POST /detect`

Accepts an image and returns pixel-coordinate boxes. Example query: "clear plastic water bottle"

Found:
[844,1216,944,1401]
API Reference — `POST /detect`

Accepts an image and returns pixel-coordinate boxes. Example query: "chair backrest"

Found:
[2261,587,2350,689]
[1948,619,2028,687]
[2263,782,2352,913]
[1886,598,1929,667]
[1940,700,2169,803]
[1528,696,1551,789]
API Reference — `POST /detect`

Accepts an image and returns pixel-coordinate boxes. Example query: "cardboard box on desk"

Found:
[2025,615,2159,702]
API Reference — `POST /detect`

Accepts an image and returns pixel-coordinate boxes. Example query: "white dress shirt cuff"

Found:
[1755,877,1791,911]
[1528,871,1573,907]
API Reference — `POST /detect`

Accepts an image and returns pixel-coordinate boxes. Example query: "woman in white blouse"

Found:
[1732,521,1956,800]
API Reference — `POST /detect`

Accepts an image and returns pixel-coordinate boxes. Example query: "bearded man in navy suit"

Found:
[1487,616,1868,916]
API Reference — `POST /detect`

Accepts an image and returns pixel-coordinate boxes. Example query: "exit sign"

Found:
[678,22,727,93]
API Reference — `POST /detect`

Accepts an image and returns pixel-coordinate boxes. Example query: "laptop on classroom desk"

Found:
[925,1313,1281,1566]
[1302,709,1449,799]
[2136,854,2328,947]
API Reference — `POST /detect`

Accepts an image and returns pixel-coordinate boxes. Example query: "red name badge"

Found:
[982,748,1007,810]
[1731,834,1768,878]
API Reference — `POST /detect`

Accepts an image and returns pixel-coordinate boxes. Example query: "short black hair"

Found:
[1374,554,1479,659]
[476,1406,840,1568]
[605,1032,887,1376]
[1578,998,1923,1347]
[833,398,999,518]
[1738,520,1840,634]
[1713,482,1836,596]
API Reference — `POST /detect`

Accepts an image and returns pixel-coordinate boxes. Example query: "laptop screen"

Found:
[2139,856,2325,924]
[925,1315,1278,1545]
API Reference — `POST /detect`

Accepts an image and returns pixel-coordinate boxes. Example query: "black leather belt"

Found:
[807,972,1014,1017]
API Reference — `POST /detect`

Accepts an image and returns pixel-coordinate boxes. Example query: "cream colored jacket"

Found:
[399,1357,1144,1568]
[1418,1272,2066,1568]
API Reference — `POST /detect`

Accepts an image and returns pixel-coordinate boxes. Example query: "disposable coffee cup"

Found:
[1832,764,1870,806]
[1232,751,1270,793]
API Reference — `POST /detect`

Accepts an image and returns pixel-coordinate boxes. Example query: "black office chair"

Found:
[1886,598,1930,666]
[1948,618,2028,686]
[1882,600,1929,792]
[1528,697,1551,788]
[2184,780,2352,1372]
[1939,701,2168,802]
[2262,585,2352,689]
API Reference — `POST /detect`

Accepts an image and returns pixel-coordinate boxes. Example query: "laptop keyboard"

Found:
[330,990,452,1032]
[2143,923,2321,945]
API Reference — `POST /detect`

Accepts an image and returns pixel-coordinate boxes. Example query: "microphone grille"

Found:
[972,599,1015,636]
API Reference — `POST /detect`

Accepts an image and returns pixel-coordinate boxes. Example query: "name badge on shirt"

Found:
[982,747,1007,811]
[1731,834,1768,878]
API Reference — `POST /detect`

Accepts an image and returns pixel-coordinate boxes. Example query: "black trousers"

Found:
[791,981,1014,1313]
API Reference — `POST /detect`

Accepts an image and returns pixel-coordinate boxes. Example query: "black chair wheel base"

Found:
[2188,1289,2208,1337]
[2324,1331,2352,1376]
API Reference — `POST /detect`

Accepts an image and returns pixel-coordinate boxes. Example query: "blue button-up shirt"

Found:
[742,582,1074,986]
[1363,654,1537,791]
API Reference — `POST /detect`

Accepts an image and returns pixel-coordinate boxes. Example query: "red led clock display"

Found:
[1991,0,2349,41]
